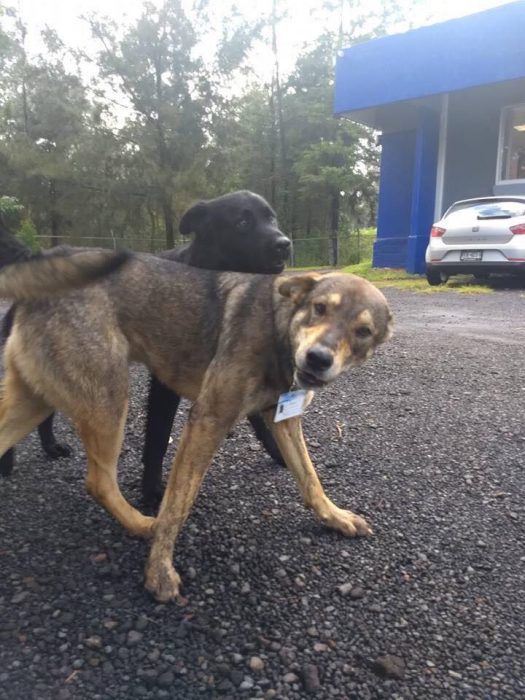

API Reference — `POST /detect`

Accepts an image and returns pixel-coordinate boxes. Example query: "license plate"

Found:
[460,250,483,261]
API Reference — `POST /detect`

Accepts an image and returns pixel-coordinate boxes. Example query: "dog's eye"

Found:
[238,219,249,229]
[314,303,327,316]
[355,326,372,338]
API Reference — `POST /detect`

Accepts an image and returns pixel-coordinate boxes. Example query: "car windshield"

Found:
[446,200,525,219]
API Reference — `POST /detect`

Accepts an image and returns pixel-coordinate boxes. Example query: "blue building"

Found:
[334,1,525,272]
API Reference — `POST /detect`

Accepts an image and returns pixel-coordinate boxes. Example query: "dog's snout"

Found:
[306,346,333,372]
[274,236,291,257]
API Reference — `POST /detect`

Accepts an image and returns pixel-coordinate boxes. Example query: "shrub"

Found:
[17,218,40,251]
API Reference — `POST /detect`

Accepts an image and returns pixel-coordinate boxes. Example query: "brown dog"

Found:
[0,253,393,602]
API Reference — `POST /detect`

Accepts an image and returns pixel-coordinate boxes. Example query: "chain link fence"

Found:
[289,229,375,268]
[33,234,167,254]
[33,228,376,268]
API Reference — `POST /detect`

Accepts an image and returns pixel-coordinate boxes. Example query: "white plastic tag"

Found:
[274,390,309,422]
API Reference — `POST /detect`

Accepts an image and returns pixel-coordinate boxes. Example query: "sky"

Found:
[15,0,516,80]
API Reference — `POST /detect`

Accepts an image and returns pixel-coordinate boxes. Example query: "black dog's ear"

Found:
[179,201,210,237]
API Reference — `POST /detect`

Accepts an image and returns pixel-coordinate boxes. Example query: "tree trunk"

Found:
[162,197,175,249]
[152,53,176,251]
[148,205,158,253]
[17,19,30,137]
[330,191,340,267]
[49,179,60,247]
[370,195,377,227]
[268,82,277,209]
[306,205,312,236]
[288,189,298,267]
[271,0,288,225]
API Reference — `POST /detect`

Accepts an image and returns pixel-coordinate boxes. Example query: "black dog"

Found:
[141,190,290,505]
[0,192,290,494]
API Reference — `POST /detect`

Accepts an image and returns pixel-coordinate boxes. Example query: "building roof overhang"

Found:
[334,1,525,129]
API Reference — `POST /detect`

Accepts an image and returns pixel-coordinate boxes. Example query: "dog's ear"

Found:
[179,201,210,237]
[278,272,323,304]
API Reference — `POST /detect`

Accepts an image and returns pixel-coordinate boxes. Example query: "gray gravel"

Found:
[1,287,524,699]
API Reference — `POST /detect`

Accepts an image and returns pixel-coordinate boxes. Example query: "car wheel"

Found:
[426,269,447,286]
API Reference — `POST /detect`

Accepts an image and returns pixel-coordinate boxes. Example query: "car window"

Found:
[446,200,525,218]
[475,202,525,218]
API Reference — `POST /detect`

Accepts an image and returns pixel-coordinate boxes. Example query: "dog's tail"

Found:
[0,249,130,301]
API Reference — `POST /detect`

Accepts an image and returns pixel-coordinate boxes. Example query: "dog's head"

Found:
[179,191,291,273]
[278,272,393,390]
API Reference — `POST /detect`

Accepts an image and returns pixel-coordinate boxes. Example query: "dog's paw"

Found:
[44,442,72,459]
[323,506,373,537]
[145,560,182,603]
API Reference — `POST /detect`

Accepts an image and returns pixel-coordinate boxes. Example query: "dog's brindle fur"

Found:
[0,223,70,465]
[0,191,290,488]
[0,254,392,602]
[0,226,130,466]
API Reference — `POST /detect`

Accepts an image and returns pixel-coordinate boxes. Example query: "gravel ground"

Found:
[0,287,524,700]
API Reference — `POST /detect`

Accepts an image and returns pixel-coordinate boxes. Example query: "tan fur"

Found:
[261,411,372,536]
[0,255,393,602]
[327,292,342,306]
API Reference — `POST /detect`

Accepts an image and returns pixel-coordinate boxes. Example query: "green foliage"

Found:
[0,195,24,229]
[16,218,39,250]
[0,195,39,249]
[293,227,375,267]
[0,0,420,261]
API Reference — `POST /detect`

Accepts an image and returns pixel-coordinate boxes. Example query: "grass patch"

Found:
[291,228,377,268]
[291,231,493,294]
[341,261,493,294]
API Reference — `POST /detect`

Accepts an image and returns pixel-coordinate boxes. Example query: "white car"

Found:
[425,196,525,285]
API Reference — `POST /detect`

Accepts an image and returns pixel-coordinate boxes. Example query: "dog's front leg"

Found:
[145,398,237,603]
[262,411,372,537]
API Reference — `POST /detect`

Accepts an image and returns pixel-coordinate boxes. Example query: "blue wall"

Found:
[407,109,440,273]
[374,130,415,268]
[335,2,525,118]
[374,109,439,272]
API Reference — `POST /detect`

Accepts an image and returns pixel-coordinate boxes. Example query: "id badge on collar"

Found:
[274,390,309,423]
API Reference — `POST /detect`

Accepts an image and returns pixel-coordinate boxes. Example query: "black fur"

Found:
[141,191,290,506]
[0,222,35,269]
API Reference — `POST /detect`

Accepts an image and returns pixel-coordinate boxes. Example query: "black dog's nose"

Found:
[306,346,333,372]
[275,237,291,256]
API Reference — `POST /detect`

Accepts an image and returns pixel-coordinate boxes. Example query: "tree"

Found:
[0,0,421,262]
[0,11,93,245]
[88,0,261,247]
